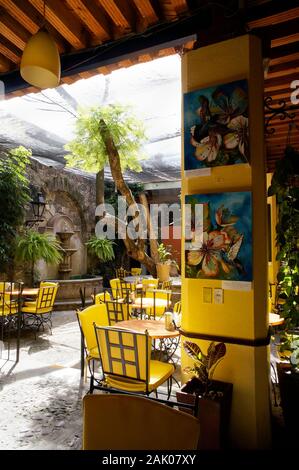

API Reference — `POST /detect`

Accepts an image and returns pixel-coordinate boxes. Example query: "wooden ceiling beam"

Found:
[272,34,299,48]
[0,34,22,63]
[270,52,299,67]
[0,0,68,53]
[65,0,111,43]
[0,52,13,72]
[158,0,178,21]
[269,41,299,59]
[97,0,131,30]
[28,0,86,49]
[265,72,299,89]
[131,0,159,24]
[247,6,299,29]
[266,62,299,80]
[0,9,30,50]
[172,0,188,15]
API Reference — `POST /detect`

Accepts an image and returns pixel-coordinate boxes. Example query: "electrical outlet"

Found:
[214,288,223,304]
[203,287,212,303]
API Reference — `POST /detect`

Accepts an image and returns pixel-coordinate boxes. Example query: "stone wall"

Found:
[27,159,96,280]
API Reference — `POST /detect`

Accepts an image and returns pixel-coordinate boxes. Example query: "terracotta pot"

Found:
[176,377,233,450]
[156,263,170,282]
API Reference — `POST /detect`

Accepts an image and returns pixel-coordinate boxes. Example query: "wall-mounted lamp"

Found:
[26,192,46,227]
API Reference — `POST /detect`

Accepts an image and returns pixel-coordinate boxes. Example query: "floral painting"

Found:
[185,192,252,281]
[184,79,249,170]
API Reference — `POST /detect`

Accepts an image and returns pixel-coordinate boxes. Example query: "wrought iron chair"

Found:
[83,394,200,450]
[145,289,172,319]
[119,279,136,302]
[21,282,59,338]
[0,281,23,361]
[92,325,174,397]
[105,300,130,325]
[77,303,109,385]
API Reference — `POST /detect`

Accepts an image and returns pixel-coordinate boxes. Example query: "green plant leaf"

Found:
[207,342,226,371]
[183,341,202,361]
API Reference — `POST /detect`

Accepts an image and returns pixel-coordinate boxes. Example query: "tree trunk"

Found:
[99,119,156,276]
[96,169,105,207]
[139,192,159,263]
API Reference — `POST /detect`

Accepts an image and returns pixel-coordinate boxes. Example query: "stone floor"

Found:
[0,311,181,450]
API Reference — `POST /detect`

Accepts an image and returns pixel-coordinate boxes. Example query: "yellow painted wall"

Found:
[181,35,271,448]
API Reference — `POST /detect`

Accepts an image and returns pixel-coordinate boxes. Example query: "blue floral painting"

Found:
[185,192,252,281]
[184,79,249,170]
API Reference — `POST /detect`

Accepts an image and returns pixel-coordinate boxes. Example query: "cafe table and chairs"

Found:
[92,324,175,398]
[21,281,59,338]
[129,289,172,320]
[115,318,180,365]
[0,281,24,362]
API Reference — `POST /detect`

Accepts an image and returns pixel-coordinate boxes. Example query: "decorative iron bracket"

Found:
[264,96,297,135]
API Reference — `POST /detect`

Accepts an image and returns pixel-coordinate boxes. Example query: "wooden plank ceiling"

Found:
[0,0,298,172]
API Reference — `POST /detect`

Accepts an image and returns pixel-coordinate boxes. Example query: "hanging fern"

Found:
[86,237,115,262]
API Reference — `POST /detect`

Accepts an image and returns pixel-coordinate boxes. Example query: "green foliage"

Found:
[279,332,299,371]
[183,341,226,390]
[16,230,62,264]
[268,146,299,327]
[157,243,172,264]
[86,236,115,262]
[64,104,147,173]
[0,146,31,272]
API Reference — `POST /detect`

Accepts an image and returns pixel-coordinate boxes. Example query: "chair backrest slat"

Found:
[94,325,150,383]
[105,300,129,325]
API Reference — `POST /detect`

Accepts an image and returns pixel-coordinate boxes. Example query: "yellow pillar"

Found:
[181,35,271,448]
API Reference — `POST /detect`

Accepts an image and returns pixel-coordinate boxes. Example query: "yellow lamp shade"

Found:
[20,30,61,89]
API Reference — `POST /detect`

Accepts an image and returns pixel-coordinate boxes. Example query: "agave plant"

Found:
[16,229,62,285]
[183,340,226,394]
[86,236,115,262]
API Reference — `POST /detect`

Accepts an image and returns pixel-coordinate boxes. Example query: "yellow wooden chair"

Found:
[93,325,174,396]
[160,280,172,290]
[145,289,172,319]
[105,300,130,325]
[77,303,109,386]
[93,291,111,304]
[0,281,23,360]
[109,278,121,299]
[142,278,159,290]
[131,267,142,276]
[21,282,59,337]
[83,394,200,450]
[173,301,181,314]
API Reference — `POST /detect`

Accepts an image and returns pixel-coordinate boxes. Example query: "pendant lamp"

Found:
[20,2,60,89]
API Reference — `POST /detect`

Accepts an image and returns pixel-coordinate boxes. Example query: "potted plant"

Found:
[276,332,299,433]
[176,340,233,450]
[15,229,62,286]
[156,243,172,282]
[268,145,299,433]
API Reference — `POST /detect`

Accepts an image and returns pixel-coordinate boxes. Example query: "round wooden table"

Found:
[130,297,170,309]
[269,313,284,327]
[116,319,180,339]
[8,288,39,297]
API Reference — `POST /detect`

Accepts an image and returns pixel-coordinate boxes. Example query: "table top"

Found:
[269,313,284,326]
[124,275,154,283]
[130,297,170,309]
[117,319,180,339]
[6,288,39,297]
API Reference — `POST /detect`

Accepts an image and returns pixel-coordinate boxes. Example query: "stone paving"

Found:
[0,311,87,450]
[0,310,181,450]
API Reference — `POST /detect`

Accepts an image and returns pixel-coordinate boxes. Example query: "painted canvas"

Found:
[184,79,249,171]
[185,192,252,281]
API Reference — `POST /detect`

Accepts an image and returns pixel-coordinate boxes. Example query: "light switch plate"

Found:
[203,287,212,303]
[214,288,223,304]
